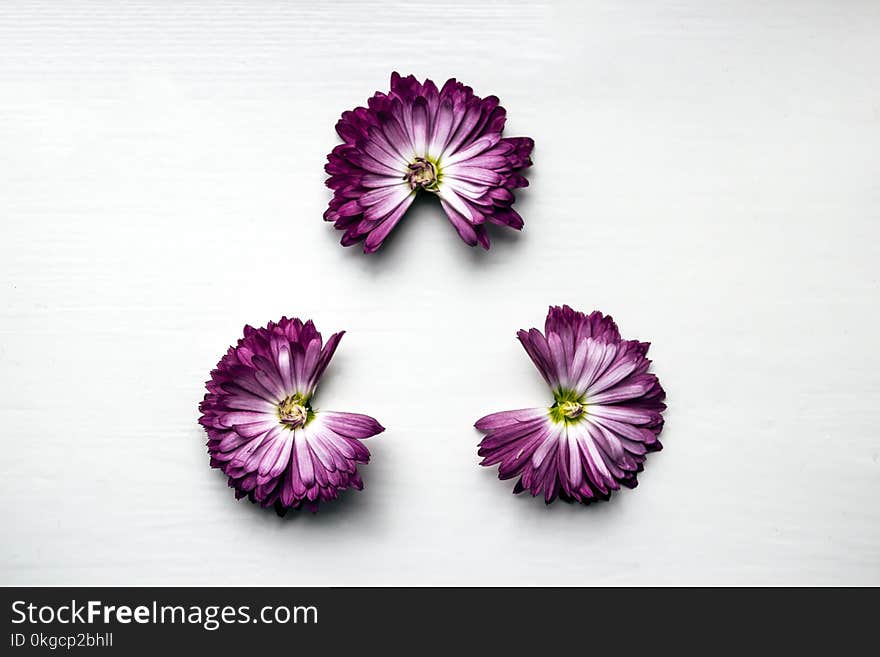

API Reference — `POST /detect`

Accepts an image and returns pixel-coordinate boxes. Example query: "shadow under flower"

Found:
[474,432,655,515]
[197,431,393,531]
[324,192,529,265]
[214,465,380,528]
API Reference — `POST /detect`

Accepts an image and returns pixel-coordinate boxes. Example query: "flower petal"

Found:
[475,307,666,503]
[199,317,382,513]
[319,411,385,439]
[324,74,533,251]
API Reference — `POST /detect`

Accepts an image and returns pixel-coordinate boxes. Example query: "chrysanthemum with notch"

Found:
[476,306,666,504]
[325,72,534,253]
[199,317,384,514]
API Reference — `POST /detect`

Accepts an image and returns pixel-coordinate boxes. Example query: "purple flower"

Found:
[476,306,666,504]
[325,72,534,253]
[199,317,384,514]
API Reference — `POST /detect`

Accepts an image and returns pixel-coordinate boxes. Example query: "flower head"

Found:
[199,317,384,514]
[325,72,534,253]
[475,306,666,504]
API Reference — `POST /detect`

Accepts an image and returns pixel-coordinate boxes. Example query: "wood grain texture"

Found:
[1,0,878,585]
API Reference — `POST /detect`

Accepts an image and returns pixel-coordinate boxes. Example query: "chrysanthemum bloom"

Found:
[475,306,666,504]
[325,72,534,253]
[199,317,384,514]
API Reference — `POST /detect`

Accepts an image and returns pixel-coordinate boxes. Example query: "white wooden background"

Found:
[2,0,878,585]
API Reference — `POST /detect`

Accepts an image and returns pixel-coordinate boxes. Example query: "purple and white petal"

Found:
[199,317,384,514]
[325,72,533,252]
[476,307,666,504]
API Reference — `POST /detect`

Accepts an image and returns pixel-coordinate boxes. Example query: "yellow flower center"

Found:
[560,400,585,419]
[405,157,440,191]
[278,395,310,429]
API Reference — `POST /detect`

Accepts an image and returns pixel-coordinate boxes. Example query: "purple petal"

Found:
[320,411,385,439]
[324,74,534,252]
[474,407,546,431]
[475,306,666,504]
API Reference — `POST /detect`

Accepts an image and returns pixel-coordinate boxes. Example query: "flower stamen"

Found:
[560,400,585,419]
[549,390,588,424]
[278,395,310,429]
[405,157,439,191]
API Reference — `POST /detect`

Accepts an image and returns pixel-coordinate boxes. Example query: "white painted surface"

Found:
[2,0,879,586]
